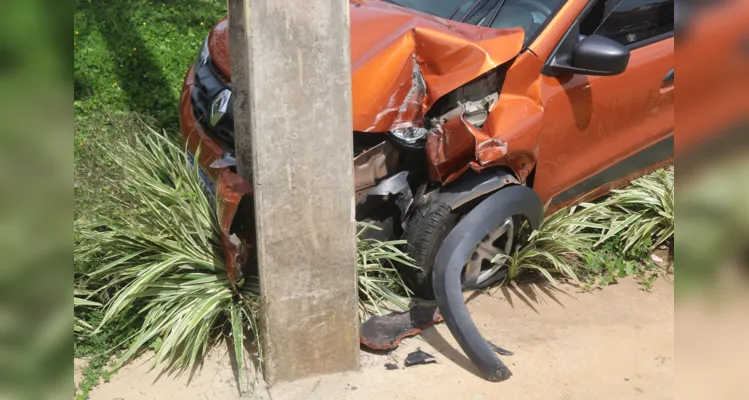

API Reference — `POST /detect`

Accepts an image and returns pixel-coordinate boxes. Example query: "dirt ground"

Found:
[78,276,673,400]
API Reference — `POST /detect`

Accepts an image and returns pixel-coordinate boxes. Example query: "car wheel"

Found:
[401,195,528,299]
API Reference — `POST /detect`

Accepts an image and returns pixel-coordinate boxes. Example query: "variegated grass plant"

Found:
[74,290,101,335]
[75,123,417,381]
[356,224,416,319]
[593,167,674,254]
[74,126,260,383]
[493,204,608,286]
[492,167,674,287]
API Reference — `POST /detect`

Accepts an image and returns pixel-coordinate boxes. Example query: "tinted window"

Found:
[593,0,674,46]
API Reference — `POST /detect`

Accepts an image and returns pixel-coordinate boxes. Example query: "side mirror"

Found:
[544,34,631,77]
[570,34,630,76]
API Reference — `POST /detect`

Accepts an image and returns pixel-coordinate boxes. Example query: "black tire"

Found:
[401,202,459,299]
[401,191,528,299]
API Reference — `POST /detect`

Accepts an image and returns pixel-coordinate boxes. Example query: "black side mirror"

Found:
[544,34,631,77]
[570,34,630,76]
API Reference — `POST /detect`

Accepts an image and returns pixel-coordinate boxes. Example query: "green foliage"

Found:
[74,308,141,400]
[492,168,674,290]
[75,125,260,394]
[579,238,661,291]
[357,225,417,319]
[593,168,674,255]
[495,204,608,286]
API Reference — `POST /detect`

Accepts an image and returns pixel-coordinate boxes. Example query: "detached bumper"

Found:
[179,67,253,283]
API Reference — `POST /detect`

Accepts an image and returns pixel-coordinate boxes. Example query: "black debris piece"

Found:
[487,341,514,356]
[404,348,437,367]
[384,363,399,370]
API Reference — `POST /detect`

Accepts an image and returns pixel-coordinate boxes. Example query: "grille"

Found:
[190,58,235,146]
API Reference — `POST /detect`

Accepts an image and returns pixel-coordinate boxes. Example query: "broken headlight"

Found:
[194,34,211,70]
[390,127,428,150]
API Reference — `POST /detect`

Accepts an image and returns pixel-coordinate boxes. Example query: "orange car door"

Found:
[533,0,674,206]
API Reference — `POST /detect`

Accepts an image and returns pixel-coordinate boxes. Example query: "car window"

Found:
[583,0,674,46]
[386,0,566,45]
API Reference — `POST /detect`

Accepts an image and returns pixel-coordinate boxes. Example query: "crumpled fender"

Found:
[433,185,543,381]
[215,169,254,285]
[426,93,542,184]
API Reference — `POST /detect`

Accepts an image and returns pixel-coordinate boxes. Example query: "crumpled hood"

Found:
[208,0,525,132]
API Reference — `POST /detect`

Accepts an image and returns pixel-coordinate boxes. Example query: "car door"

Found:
[532,0,674,206]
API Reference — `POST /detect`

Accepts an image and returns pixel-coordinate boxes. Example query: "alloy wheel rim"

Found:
[461,216,515,289]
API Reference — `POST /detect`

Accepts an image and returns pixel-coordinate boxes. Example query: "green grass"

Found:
[74,0,224,125]
[74,0,226,218]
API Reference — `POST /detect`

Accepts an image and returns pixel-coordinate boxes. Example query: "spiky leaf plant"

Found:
[493,204,609,286]
[74,290,101,335]
[75,122,420,379]
[356,224,417,319]
[594,167,674,254]
[75,125,260,383]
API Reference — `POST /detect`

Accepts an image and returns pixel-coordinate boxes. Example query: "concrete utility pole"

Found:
[227,0,359,385]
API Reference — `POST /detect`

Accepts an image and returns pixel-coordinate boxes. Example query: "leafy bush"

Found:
[494,204,607,286]
[594,168,674,254]
[356,225,416,318]
[75,126,260,382]
[74,122,417,393]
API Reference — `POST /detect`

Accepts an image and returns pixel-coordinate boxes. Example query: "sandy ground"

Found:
[79,277,673,400]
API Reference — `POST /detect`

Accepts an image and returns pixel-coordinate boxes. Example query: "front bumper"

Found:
[179,67,253,284]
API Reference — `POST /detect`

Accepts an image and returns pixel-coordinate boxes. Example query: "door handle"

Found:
[663,69,674,84]
[661,68,674,91]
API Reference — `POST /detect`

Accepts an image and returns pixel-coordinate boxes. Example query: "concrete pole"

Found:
[227,0,359,385]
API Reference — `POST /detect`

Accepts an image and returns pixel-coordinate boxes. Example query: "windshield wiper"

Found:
[460,0,491,22]
[487,0,508,27]
[448,0,473,19]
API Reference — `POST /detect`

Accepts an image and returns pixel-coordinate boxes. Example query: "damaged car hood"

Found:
[208,0,525,133]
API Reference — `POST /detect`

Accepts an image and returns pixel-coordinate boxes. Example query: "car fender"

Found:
[431,168,520,211]
[432,185,543,382]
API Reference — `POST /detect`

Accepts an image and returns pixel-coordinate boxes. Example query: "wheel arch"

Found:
[430,167,521,211]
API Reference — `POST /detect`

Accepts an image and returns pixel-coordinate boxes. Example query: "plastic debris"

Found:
[404,348,437,367]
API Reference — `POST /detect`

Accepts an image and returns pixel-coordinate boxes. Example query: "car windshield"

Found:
[385,0,565,45]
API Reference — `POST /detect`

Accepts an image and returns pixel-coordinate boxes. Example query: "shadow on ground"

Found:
[421,280,573,377]
[75,0,225,127]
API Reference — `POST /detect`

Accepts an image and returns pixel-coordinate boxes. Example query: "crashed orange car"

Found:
[179,0,674,298]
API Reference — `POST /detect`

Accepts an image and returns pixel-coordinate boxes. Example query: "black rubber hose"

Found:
[432,185,543,382]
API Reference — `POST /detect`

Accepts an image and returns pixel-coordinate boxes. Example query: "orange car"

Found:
[179,0,674,298]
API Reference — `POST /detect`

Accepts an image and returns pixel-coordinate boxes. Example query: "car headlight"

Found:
[194,34,211,70]
[390,127,428,149]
